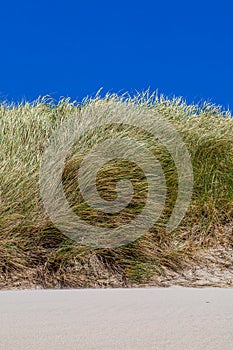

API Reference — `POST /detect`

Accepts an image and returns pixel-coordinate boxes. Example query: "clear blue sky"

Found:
[0,0,232,111]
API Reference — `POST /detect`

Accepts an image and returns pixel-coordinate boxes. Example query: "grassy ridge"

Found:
[0,92,232,288]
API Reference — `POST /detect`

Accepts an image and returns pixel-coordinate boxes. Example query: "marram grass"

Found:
[0,92,232,288]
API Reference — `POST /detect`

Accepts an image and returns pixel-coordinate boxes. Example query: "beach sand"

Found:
[0,287,232,349]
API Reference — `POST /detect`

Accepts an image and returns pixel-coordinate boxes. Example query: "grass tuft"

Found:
[0,91,232,288]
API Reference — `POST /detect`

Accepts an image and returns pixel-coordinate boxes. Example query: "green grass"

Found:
[0,91,232,288]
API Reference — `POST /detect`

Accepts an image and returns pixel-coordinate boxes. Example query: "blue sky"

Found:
[0,0,232,111]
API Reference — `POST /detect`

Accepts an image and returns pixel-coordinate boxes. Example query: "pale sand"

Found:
[0,287,233,349]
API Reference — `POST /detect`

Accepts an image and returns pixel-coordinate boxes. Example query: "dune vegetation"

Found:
[0,91,232,288]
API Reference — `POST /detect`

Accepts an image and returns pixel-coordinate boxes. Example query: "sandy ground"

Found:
[0,287,233,349]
